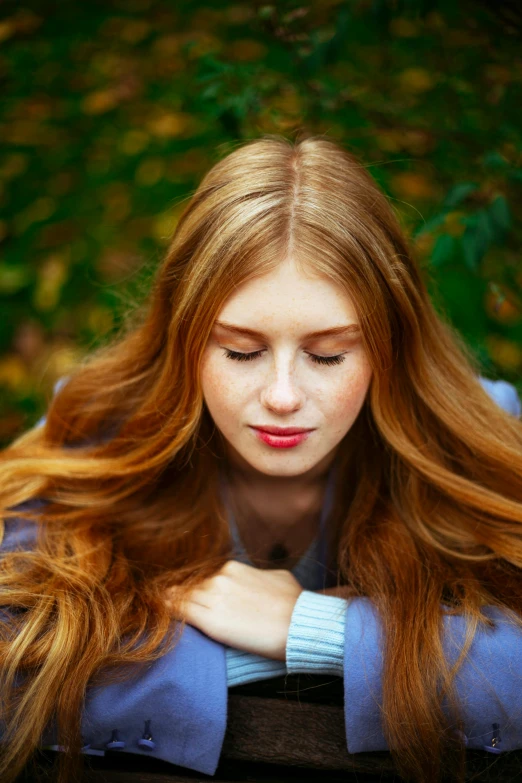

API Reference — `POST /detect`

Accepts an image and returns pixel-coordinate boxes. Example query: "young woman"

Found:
[0,134,521,783]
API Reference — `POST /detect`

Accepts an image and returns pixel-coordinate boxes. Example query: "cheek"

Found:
[330,363,372,424]
[200,352,245,419]
[201,354,228,405]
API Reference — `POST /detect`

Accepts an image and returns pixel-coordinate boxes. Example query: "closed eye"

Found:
[222,348,346,366]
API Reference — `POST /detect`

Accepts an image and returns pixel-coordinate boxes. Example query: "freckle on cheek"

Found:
[335,394,356,415]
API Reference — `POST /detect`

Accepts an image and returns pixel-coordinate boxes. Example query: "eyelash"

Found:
[222,348,346,366]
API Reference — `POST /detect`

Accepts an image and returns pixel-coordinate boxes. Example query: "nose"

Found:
[260,355,305,413]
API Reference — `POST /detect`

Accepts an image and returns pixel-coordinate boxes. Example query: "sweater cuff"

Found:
[226,646,287,687]
[286,590,348,676]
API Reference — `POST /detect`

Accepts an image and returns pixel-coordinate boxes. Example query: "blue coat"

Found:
[2,376,521,773]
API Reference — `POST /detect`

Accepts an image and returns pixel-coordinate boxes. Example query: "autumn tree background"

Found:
[0,0,521,447]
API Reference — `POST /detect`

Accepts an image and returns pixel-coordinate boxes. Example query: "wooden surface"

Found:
[18,673,522,782]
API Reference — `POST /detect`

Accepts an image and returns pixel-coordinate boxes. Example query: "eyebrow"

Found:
[213,320,361,340]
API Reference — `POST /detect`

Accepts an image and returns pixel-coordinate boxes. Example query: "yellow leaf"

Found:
[485,286,522,325]
[185,32,221,60]
[104,196,130,223]
[46,345,83,379]
[135,158,164,186]
[500,143,520,165]
[96,248,143,281]
[0,355,30,392]
[153,35,182,57]
[4,120,46,146]
[1,153,28,179]
[375,130,402,152]
[190,8,223,30]
[147,113,192,138]
[275,115,301,131]
[401,130,436,156]
[390,18,418,37]
[152,211,178,245]
[12,197,56,236]
[125,217,153,242]
[225,39,267,61]
[0,21,15,42]
[271,90,303,115]
[91,52,123,77]
[120,129,150,155]
[413,233,435,257]
[31,197,56,222]
[484,64,511,86]
[166,148,210,180]
[446,30,480,47]
[120,20,151,44]
[82,90,119,115]
[11,9,42,35]
[225,6,254,24]
[425,12,446,30]
[398,68,434,93]
[87,306,114,335]
[486,336,522,371]
[444,211,466,237]
[102,183,130,209]
[33,253,69,311]
[391,172,439,200]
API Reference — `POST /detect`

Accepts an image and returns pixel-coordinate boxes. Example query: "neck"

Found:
[220,444,337,533]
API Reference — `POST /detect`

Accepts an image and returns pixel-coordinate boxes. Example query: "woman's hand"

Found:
[165,560,304,661]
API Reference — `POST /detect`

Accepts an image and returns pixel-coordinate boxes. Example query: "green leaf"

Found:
[461,224,487,271]
[0,264,32,295]
[431,266,489,345]
[414,213,447,237]
[482,151,509,169]
[442,182,478,209]
[258,6,276,21]
[431,234,455,267]
[458,206,500,271]
[488,195,510,235]
[477,208,495,244]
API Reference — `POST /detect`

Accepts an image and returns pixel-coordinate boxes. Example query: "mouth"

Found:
[249,426,314,449]
[251,426,315,435]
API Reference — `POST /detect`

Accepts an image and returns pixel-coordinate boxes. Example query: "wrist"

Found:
[278,590,304,662]
[316,586,352,599]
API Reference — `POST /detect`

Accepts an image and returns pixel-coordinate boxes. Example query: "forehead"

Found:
[215,260,359,329]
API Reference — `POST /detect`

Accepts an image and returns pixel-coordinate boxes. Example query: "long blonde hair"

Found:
[1,134,521,783]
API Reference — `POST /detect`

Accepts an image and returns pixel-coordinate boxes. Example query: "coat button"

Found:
[105,729,126,750]
[138,738,156,750]
[137,719,156,750]
[482,722,503,754]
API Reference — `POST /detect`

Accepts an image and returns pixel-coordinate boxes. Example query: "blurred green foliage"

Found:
[1,0,521,447]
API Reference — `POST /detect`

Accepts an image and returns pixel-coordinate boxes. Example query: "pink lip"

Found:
[252,426,314,435]
[250,427,313,449]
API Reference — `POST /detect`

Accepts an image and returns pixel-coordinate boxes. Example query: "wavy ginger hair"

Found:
[1,134,522,783]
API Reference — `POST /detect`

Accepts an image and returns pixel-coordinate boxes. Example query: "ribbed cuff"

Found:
[226,646,287,687]
[286,590,348,676]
